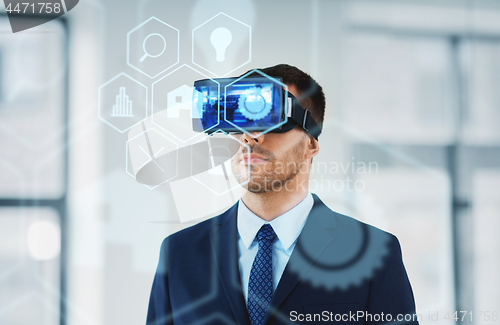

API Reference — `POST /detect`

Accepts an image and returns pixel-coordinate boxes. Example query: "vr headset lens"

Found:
[192,77,285,134]
[192,76,321,139]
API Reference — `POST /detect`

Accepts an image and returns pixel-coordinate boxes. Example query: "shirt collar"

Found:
[237,193,314,251]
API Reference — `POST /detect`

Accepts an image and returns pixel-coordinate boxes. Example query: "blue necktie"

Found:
[247,224,277,325]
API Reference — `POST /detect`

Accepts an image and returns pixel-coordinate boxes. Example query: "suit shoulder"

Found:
[328,211,401,254]
[333,211,397,238]
[164,216,214,245]
[312,195,397,243]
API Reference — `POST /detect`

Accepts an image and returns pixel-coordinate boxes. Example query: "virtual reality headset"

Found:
[192,76,322,140]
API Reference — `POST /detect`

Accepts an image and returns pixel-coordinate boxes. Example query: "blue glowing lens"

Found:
[192,77,283,133]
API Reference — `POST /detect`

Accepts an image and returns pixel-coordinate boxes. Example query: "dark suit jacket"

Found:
[147,194,418,324]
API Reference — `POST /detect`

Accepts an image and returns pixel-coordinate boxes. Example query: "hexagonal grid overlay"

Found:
[98,73,148,133]
[224,69,289,137]
[192,12,251,77]
[191,130,250,196]
[126,127,178,190]
[127,17,179,79]
[151,64,220,143]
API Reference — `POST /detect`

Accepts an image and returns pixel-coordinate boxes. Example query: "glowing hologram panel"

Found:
[192,12,251,77]
[224,69,289,138]
[127,17,179,79]
[126,126,179,190]
[151,64,220,143]
[98,72,147,133]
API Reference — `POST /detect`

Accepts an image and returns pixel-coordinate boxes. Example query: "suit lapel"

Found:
[264,194,337,324]
[210,203,251,325]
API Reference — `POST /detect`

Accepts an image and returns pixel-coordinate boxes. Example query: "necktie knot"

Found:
[257,224,276,242]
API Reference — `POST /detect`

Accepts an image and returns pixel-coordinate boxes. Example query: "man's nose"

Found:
[242,132,265,145]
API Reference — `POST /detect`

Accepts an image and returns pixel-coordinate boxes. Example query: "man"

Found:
[146,64,418,325]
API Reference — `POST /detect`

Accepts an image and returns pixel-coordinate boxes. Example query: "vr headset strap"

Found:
[288,93,322,140]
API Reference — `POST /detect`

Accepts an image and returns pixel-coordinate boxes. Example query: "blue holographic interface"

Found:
[192,77,284,133]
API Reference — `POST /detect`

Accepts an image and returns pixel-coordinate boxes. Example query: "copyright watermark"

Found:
[289,310,499,322]
[3,0,79,33]
[237,158,378,193]
[290,311,421,322]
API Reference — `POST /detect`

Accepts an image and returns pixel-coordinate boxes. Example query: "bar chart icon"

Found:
[112,87,134,117]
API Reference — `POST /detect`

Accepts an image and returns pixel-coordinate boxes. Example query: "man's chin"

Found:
[247,177,286,194]
[245,183,270,194]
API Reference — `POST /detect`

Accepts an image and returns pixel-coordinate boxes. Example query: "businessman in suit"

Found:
[147,64,418,325]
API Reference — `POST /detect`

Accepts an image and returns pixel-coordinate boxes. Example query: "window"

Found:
[0,15,68,325]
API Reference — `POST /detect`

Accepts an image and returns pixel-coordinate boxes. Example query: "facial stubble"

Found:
[231,139,307,194]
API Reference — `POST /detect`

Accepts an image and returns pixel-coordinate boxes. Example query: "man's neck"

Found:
[241,178,310,222]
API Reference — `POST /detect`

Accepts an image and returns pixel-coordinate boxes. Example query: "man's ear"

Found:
[305,136,320,160]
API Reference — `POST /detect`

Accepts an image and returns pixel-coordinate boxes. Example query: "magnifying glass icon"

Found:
[140,33,167,62]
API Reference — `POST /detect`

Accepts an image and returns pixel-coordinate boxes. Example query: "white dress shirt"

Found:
[237,193,314,303]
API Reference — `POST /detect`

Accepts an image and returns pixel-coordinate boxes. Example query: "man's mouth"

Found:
[242,154,268,164]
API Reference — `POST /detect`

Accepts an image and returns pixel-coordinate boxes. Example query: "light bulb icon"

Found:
[210,27,232,62]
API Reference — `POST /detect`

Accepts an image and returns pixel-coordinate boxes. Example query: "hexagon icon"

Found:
[127,17,179,79]
[98,73,148,133]
[152,64,220,143]
[192,12,251,77]
[224,69,289,137]
[126,127,178,190]
[191,130,250,196]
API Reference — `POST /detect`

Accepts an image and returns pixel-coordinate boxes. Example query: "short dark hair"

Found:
[242,64,326,128]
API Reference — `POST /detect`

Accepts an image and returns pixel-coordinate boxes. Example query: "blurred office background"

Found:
[0,0,499,324]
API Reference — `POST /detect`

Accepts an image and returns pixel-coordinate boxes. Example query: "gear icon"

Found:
[238,87,272,120]
[286,221,391,291]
